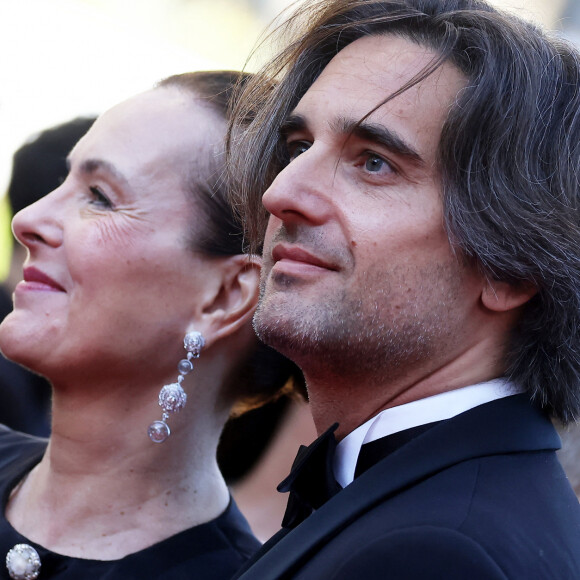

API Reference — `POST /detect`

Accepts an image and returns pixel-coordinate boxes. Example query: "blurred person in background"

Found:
[221,391,316,542]
[0,117,95,437]
[0,70,300,580]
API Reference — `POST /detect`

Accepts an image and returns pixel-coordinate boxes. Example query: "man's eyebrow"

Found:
[279,113,425,167]
[334,117,424,167]
[66,156,130,185]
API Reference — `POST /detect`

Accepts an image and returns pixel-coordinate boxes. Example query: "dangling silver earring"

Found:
[148,331,205,443]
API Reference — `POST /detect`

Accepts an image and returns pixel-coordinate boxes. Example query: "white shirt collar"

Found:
[333,378,523,488]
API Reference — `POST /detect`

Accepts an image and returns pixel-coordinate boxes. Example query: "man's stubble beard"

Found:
[253,261,465,382]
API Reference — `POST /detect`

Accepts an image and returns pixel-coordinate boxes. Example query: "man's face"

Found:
[255,35,487,385]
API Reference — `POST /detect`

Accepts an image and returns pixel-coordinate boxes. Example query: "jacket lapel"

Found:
[237,395,560,579]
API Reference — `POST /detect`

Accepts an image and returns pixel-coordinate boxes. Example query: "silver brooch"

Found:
[6,544,41,580]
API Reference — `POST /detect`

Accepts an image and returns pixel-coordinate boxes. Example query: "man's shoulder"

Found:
[347,448,578,546]
[328,399,580,569]
[281,450,580,579]
[314,526,509,579]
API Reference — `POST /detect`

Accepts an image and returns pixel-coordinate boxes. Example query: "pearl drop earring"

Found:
[147,331,205,443]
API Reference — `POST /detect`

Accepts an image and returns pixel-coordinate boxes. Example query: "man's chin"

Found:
[253,302,308,357]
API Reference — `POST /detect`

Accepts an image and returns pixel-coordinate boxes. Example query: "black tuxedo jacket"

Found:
[237,395,580,579]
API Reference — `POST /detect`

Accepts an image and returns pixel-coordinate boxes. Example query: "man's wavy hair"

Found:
[229,0,580,423]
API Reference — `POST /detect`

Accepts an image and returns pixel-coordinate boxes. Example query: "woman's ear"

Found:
[196,254,261,346]
[481,278,537,313]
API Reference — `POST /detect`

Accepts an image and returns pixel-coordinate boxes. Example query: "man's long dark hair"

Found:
[229,0,580,423]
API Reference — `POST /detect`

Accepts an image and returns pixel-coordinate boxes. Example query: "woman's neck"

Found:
[5,375,231,560]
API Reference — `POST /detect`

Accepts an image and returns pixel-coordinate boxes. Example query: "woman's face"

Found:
[0,88,226,385]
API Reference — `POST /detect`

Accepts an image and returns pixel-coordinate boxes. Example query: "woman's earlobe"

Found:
[481,279,537,313]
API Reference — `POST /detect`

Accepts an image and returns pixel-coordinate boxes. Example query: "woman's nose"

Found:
[12,187,64,252]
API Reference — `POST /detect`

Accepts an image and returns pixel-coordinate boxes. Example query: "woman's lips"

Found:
[19,266,66,292]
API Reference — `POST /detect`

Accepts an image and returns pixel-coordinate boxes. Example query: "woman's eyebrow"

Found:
[67,156,132,187]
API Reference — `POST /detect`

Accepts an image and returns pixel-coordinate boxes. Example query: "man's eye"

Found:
[364,154,393,174]
[287,141,311,162]
[89,186,112,208]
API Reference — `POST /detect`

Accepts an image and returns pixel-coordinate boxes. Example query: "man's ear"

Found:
[481,278,537,313]
[196,254,261,346]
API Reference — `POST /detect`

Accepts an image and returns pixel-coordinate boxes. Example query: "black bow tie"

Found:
[277,423,342,529]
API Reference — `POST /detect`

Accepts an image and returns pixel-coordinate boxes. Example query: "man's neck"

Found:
[305,337,509,440]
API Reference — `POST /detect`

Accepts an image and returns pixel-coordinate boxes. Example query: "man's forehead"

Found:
[289,34,466,161]
[325,34,440,78]
[298,34,464,113]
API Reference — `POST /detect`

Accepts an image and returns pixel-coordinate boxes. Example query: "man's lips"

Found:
[271,244,337,271]
[20,266,66,292]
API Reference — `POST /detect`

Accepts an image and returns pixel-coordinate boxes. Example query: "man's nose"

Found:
[262,145,337,227]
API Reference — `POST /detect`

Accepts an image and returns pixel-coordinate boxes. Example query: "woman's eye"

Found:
[287,141,311,162]
[364,154,393,174]
[89,186,112,208]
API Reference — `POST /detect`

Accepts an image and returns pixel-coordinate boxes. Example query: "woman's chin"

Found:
[0,311,44,372]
